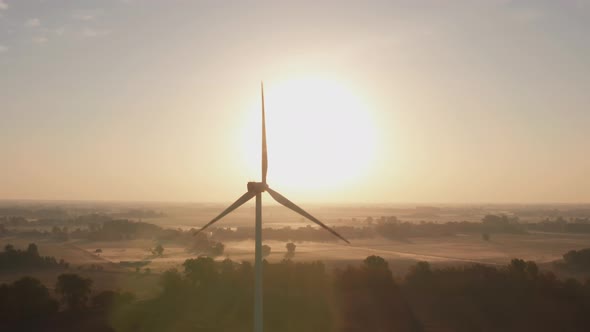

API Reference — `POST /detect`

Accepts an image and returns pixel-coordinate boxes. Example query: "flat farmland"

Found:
[2,230,589,292]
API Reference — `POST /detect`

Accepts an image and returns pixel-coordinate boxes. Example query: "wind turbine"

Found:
[194,82,349,332]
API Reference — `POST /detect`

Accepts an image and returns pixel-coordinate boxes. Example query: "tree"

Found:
[220,258,235,276]
[562,248,590,271]
[211,242,225,257]
[26,243,39,256]
[406,261,433,290]
[409,261,431,278]
[285,242,296,259]
[526,260,539,278]
[94,248,103,255]
[0,277,58,326]
[153,244,164,256]
[55,273,93,311]
[508,258,527,274]
[363,255,389,270]
[183,256,218,286]
[262,244,271,258]
[159,268,185,294]
[92,290,135,310]
[335,255,420,332]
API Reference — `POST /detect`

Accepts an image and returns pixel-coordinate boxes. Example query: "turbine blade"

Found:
[261,81,268,185]
[266,187,350,244]
[193,191,256,236]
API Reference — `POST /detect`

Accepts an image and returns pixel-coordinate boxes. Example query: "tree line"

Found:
[1,253,590,332]
[0,243,69,270]
[4,214,590,245]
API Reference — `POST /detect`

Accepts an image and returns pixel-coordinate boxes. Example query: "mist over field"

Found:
[4,201,590,271]
[2,201,590,331]
[2,0,590,331]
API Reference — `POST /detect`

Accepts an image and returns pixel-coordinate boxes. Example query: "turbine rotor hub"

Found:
[247,182,268,193]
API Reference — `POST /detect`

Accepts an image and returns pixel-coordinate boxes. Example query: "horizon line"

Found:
[1,198,589,207]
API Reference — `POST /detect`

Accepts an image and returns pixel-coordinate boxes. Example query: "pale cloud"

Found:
[511,8,544,24]
[0,1,7,11]
[72,9,104,21]
[82,27,110,38]
[0,45,7,53]
[32,36,48,44]
[73,14,94,21]
[26,18,41,27]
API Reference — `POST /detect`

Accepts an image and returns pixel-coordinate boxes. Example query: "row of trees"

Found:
[0,209,163,226]
[528,218,590,233]
[188,233,225,256]
[187,238,295,259]
[2,254,590,331]
[404,259,590,331]
[208,224,374,243]
[0,273,134,331]
[0,243,68,270]
[122,255,419,332]
[5,214,590,247]
[375,214,527,240]
[560,248,590,272]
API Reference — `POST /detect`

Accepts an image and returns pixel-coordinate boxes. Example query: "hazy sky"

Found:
[1,0,589,204]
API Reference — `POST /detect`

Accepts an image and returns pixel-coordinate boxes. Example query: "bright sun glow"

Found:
[239,76,377,195]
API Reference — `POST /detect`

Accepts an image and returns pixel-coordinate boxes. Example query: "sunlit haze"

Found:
[1,0,589,203]
[240,76,377,193]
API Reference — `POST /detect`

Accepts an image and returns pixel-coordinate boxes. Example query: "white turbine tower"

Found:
[194,82,349,332]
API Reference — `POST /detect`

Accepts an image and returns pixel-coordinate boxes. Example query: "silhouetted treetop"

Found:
[55,273,93,311]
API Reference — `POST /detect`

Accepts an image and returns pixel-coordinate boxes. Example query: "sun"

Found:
[238,75,377,196]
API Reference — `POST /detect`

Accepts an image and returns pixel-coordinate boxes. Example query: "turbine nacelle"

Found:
[247,181,268,193]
